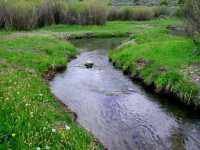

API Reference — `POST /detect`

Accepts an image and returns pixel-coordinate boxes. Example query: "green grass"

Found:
[0,35,102,149]
[40,18,180,33]
[110,24,200,107]
[0,17,199,149]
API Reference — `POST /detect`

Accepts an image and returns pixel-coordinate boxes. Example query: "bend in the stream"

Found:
[50,38,200,150]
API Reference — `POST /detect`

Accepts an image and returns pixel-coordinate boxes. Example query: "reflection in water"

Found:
[50,38,200,150]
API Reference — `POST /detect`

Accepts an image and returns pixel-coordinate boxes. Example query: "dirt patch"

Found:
[44,65,67,81]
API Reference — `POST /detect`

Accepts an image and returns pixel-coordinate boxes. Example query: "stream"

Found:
[50,38,200,150]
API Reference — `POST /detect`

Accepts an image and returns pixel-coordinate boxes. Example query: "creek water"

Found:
[50,38,200,150]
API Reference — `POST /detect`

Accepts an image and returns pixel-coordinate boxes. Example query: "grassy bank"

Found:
[109,23,200,108]
[0,34,102,149]
[0,18,198,149]
[41,18,179,33]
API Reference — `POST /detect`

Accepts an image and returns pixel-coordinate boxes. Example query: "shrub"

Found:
[11,1,39,30]
[178,0,185,5]
[0,0,14,29]
[131,7,155,20]
[160,0,169,6]
[37,0,68,27]
[107,7,121,21]
[0,0,39,30]
[175,6,184,17]
[64,0,108,25]
[184,0,200,32]
[108,6,157,21]
[0,0,6,28]
[0,0,108,30]
[84,0,108,25]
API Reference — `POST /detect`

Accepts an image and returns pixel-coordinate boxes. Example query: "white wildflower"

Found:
[36,147,41,150]
[45,146,50,150]
[52,128,56,133]
[25,103,31,107]
[30,112,34,118]
[65,125,70,130]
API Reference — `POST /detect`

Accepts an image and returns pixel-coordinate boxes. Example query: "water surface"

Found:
[50,38,200,150]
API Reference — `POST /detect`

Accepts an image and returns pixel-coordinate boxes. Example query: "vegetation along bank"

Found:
[0,0,200,149]
[109,23,200,109]
[0,33,104,149]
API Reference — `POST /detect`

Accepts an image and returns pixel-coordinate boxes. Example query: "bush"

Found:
[184,0,200,32]
[38,0,68,27]
[11,1,39,30]
[107,7,121,21]
[0,0,6,28]
[0,0,108,30]
[131,7,155,20]
[108,6,159,21]
[0,0,15,29]
[64,0,108,25]
[0,0,40,30]
[85,0,108,25]
[175,6,184,17]
[160,0,169,6]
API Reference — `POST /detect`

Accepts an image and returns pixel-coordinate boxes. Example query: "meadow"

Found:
[0,0,200,149]
[0,18,185,149]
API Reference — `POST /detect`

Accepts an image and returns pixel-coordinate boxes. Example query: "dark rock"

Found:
[84,60,94,68]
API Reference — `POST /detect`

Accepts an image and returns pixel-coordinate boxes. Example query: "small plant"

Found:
[160,0,169,6]
[178,0,185,5]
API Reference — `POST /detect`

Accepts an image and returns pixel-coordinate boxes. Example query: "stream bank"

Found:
[50,37,200,150]
[109,28,200,109]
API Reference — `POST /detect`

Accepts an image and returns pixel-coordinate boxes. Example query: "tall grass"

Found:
[108,6,163,21]
[38,0,68,27]
[0,0,108,30]
[0,0,13,29]
[64,0,108,25]
[11,1,39,30]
